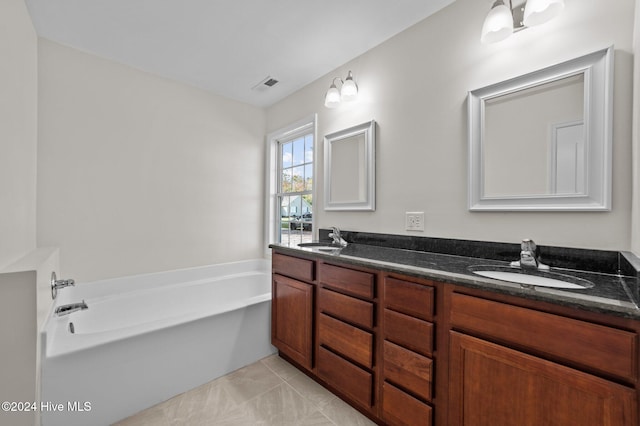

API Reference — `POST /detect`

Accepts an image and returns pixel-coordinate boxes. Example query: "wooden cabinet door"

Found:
[448,331,637,426]
[272,274,313,370]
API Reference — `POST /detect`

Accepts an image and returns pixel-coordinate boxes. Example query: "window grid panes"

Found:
[278,133,313,246]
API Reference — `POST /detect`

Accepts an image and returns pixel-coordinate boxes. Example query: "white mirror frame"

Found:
[468,46,613,211]
[324,120,376,211]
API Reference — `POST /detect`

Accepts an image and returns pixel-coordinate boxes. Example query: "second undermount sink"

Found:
[468,265,594,289]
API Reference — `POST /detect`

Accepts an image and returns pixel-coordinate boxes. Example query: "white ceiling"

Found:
[25,0,455,107]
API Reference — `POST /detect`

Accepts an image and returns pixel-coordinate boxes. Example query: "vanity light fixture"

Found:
[324,71,358,108]
[523,0,565,27]
[481,0,565,44]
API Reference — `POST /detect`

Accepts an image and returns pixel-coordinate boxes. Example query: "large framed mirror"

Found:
[324,120,376,211]
[468,46,613,211]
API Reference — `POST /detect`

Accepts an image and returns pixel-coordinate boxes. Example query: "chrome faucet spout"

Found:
[510,239,550,270]
[55,300,88,316]
[328,227,348,247]
[519,239,539,269]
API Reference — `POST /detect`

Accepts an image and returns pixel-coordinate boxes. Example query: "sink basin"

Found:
[468,265,594,289]
[298,242,345,252]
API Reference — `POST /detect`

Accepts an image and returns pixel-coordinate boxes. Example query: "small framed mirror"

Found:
[324,120,376,211]
[468,46,613,211]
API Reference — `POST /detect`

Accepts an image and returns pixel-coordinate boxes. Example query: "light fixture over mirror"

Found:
[324,71,358,108]
[481,0,565,44]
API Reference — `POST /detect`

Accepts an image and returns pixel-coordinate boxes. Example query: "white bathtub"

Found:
[40,259,275,426]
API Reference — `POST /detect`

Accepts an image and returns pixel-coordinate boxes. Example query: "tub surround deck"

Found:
[271,230,640,319]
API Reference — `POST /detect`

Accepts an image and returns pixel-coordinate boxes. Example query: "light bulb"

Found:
[523,0,565,27]
[481,0,514,44]
[340,71,358,102]
[324,83,341,108]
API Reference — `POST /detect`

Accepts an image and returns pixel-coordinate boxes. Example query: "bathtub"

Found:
[40,259,275,426]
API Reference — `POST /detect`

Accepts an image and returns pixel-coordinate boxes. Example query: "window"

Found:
[265,115,316,250]
[278,132,314,246]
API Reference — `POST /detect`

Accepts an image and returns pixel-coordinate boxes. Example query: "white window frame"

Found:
[265,114,317,256]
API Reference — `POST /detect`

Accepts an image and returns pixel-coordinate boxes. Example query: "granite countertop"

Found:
[270,240,640,320]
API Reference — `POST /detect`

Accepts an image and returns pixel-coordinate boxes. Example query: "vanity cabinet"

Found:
[271,248,640,426]
[447,289,639,426]
[271,253,315,370]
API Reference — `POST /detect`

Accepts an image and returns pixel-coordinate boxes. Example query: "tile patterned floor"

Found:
[112,355,376,426]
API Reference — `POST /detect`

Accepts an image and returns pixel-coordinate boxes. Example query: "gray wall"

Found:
[37,40,267,282]
[267,0,635,252]
[0,0,37,268]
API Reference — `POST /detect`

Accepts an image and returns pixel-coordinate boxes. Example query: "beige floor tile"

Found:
[319,397,377,426]
[294,409,337,426]
[163,380,246,426]
[163,386,210,424]
[261,354,302,381]
[214,382,320,426]
[286,371,337,411]
[112,355,374,426]
[217,360,284,405]
[112,404,170,426]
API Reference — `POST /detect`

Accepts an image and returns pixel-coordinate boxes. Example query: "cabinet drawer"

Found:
[318,313,373,368]
[273,253,314,282]
[319,287,374,329]
[383,341,433,401]
[450,292,638,381]
[383,382,432,426]
[319,263,374,299]
[318,347,373,408]
[385,277,434,321]
[384,309,434,357]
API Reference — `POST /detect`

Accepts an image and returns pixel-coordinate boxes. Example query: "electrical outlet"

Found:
[405,212,425,231]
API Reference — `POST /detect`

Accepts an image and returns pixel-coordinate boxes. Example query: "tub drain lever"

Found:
[55,300,88,316]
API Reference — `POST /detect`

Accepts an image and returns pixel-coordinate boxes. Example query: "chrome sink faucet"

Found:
[510,239,549,270]
[329,227,348,247]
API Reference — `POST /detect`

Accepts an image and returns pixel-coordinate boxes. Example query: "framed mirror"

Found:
[324,120,376,211]
[468,46,613,211]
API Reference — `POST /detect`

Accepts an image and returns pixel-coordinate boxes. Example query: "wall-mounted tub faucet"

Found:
[55,300,88,316]
[51,271,75,299]
[510,239,550,270]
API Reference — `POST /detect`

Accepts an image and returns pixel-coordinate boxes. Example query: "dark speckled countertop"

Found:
[269,230,640,320]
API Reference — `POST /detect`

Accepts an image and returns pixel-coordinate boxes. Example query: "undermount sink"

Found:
[468,265,594,289]
[298,242,345,252]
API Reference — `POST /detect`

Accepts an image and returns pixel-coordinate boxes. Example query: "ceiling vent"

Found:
[251,76,279,91]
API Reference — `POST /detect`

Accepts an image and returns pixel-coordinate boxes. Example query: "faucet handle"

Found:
[521,239,536,252]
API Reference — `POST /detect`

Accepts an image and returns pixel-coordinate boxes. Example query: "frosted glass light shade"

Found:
[340,71,358,101]
[481,1,514,44]
[523,0,565,27]
[324,84,341,108]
